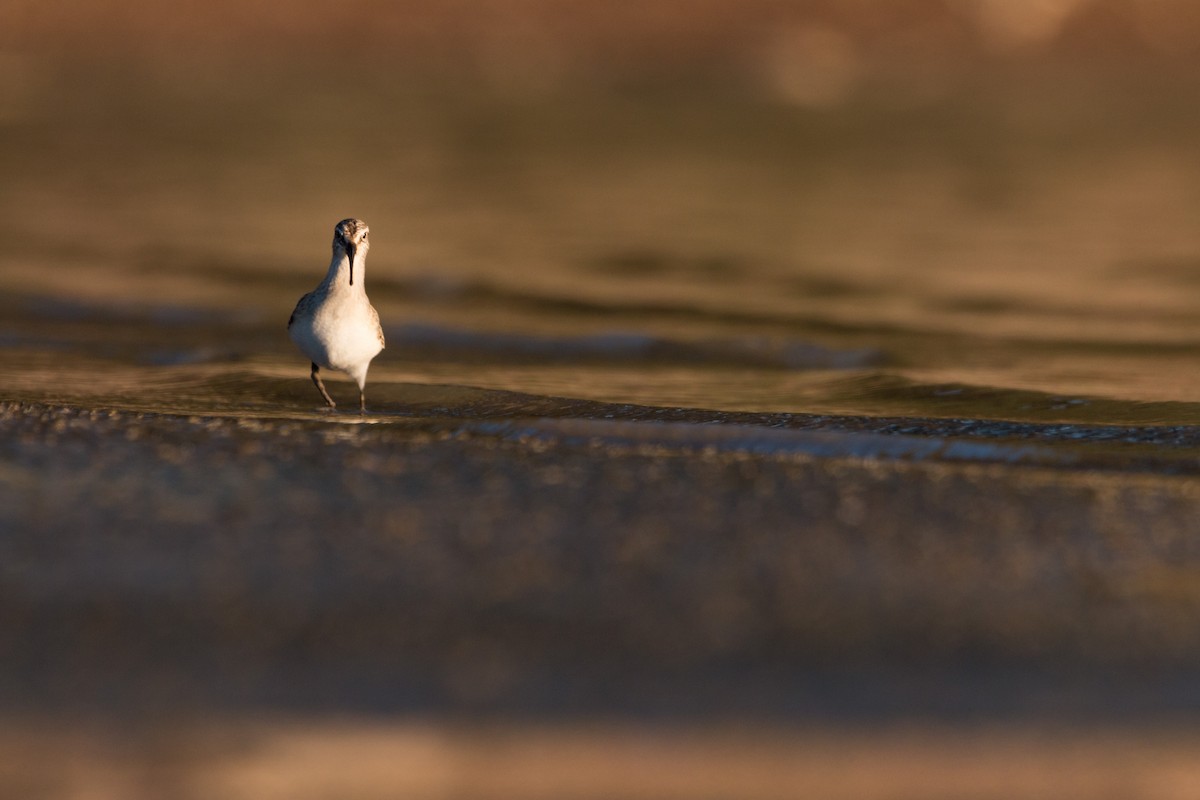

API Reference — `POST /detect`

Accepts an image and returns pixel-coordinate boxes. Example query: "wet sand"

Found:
[6,399,1200,795]
[7,399,1200,716]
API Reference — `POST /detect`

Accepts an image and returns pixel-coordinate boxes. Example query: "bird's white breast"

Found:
[290,290,382,374]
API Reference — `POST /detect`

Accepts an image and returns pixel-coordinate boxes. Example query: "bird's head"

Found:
[333,218,370,285]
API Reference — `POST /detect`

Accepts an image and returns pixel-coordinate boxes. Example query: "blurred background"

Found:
[8,0,1200,408]
[9,1,1200,798]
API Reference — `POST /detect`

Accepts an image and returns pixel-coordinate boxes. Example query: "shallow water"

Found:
[6,68,1200,431]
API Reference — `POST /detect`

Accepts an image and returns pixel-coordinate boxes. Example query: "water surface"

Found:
[7,67,1200,434]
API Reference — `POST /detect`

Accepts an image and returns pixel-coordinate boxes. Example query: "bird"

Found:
[287,218,385,413]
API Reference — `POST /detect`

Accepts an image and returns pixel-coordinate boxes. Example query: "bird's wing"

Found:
[371,304,385,348]
[287,292,313,330]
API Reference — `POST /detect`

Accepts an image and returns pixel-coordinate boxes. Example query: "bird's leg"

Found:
[311,363,337,409]
[359,387,367,415]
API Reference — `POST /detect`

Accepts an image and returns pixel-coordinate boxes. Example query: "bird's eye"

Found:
[362,232,368,240]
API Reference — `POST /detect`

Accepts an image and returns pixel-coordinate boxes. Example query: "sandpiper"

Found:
[288,218,385,413]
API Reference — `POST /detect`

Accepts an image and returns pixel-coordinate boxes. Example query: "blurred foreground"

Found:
[7,400,1200,799]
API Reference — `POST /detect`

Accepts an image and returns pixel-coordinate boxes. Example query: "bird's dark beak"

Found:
[346,242,356,286]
